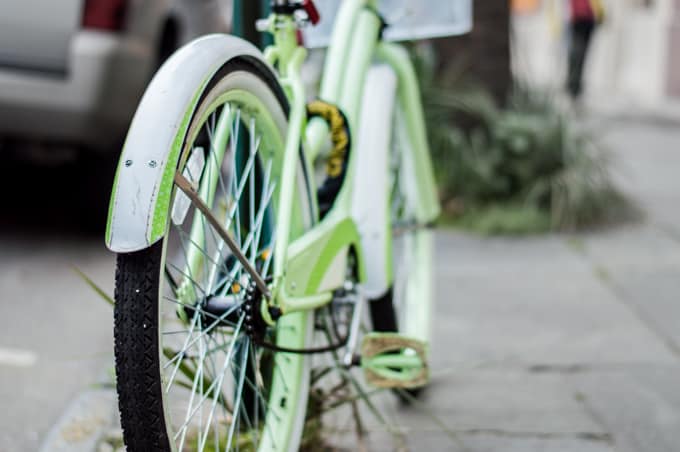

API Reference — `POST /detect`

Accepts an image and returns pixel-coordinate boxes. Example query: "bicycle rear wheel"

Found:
[368,75,435,388]
[114,59,314,452]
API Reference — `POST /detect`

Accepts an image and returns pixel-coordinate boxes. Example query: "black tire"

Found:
[114,242,170,450]
[368,287,398,332]
[113,57,314,452]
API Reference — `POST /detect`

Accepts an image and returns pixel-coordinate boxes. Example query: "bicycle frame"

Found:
[264,0,440,317]
[105,0,439,322]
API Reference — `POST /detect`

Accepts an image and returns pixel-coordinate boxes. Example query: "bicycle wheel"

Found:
[369,93,434,385]
[114,59,314,452]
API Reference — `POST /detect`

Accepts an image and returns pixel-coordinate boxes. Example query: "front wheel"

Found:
[113,59,314,452]
[369,86,435,391]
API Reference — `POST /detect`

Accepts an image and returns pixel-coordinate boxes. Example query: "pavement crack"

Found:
[450,428,613,443]
[527,364,591,374]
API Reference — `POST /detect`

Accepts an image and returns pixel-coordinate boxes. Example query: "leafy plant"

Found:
[440,203,551,236]
[414,44,632,234]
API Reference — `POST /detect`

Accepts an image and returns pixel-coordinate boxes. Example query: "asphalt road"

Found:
[0,154,116,451]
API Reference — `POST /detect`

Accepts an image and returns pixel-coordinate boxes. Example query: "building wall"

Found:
[667,0,680,96]
[512,0,676,105]
[435,1,511,104]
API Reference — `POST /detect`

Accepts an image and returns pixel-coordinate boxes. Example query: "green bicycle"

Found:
[106,1,468,450]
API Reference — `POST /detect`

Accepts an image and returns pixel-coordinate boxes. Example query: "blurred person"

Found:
[512,0,541,13]
[567,0,604,100]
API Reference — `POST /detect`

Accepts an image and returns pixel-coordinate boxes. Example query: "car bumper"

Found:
[0,30,154,151]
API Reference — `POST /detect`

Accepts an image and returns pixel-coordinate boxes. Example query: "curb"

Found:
[39,388,118,452]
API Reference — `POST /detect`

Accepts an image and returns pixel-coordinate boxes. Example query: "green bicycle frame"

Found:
[262,0,440,317]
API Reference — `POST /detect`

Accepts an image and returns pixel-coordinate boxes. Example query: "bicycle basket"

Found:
[302,0,473,48]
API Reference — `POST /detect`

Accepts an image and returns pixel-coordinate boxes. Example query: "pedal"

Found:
[360,332,429,389]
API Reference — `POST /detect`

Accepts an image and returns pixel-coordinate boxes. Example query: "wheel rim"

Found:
[391,172,413,333]
[390,109,433,343]
[157,85,310,452]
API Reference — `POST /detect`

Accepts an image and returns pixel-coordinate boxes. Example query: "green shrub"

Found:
[422,78,630,233]
[440,203,551,236]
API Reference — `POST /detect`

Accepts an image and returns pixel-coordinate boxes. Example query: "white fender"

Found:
[351,65,397,299]
[105,34,276,253]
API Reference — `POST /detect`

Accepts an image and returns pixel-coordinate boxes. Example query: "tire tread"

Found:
[114,242,170,451]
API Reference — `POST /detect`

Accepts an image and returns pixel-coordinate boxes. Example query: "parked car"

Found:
[0,0,233,154]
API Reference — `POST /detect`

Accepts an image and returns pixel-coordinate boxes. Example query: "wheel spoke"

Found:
[249,118,257,263]
[169,224,209,300]
[163,299,245,371]
[173,315,245,442]
[113,86,314,452]
[217,181,276,298]
[252,158,273,263]
[174,171,270,298]
[225,336,250,451]
[175,225,233,288]
[176,315,207,451]
[165,310,201,393]
[261,234,276,280]
[198,331,250,451]
[162,295,238,327]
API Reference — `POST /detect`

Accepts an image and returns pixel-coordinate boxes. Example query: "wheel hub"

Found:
[183,280,269,338]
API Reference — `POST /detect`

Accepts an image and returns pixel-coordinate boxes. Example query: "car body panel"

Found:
[0,0,82,73]
[0,31,154,149]
[0,0,232,151]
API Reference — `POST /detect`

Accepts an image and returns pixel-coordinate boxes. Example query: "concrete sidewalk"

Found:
[39,119,680,452]
[345,119,680,451]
